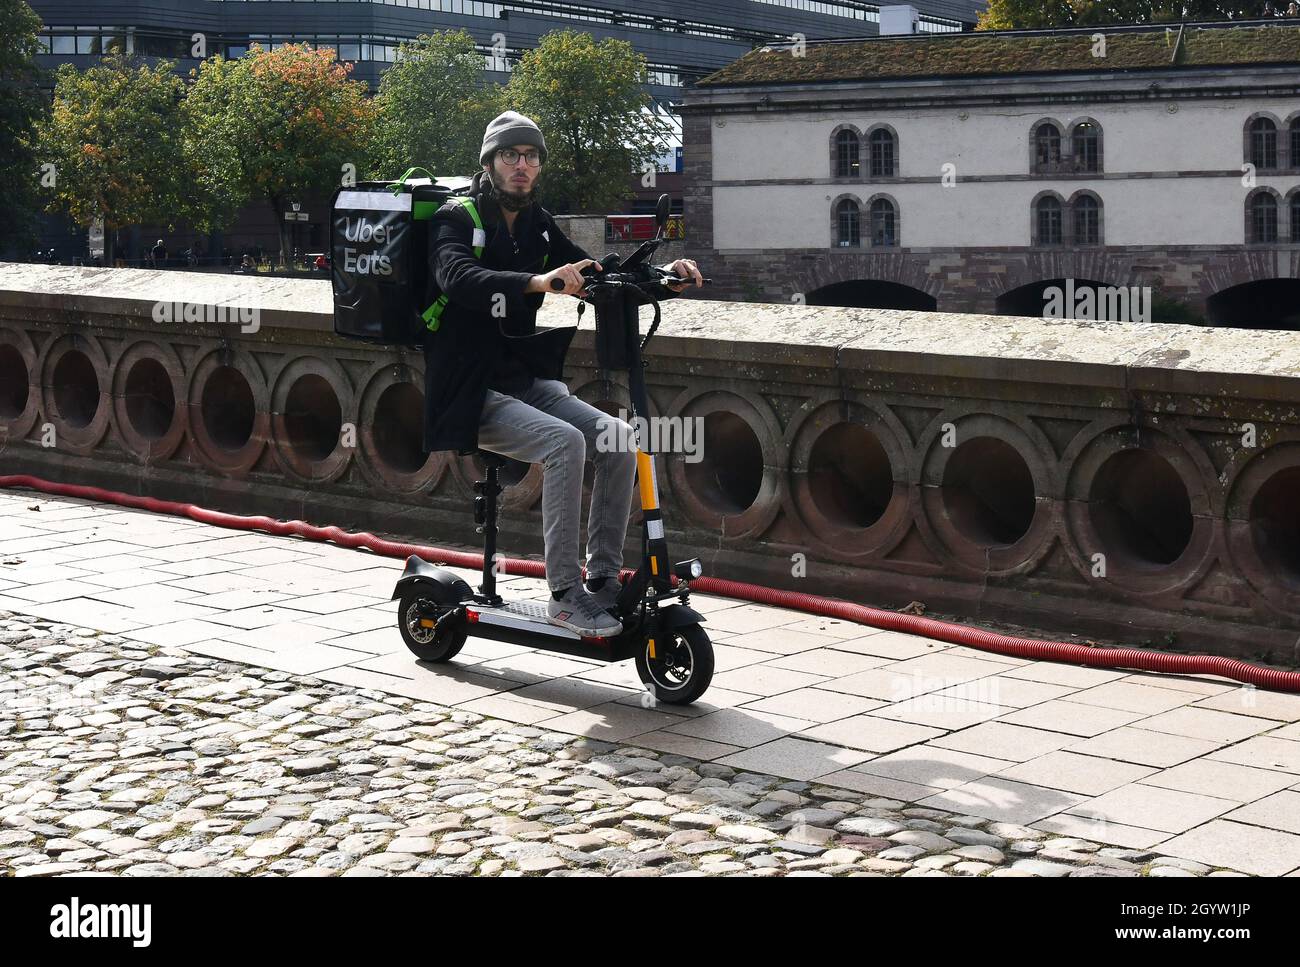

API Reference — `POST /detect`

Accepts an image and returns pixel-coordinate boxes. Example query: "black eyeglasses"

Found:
[499,148,542,167]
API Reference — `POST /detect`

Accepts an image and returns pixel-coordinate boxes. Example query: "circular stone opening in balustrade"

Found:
[1250,467,1300,589]
[124,357,175,440]
[1089,449,1193,568]
[284,373,342,462]
[940,437,1036,546]
[51,350,100,429]
[0,344,28,419]
[372,382,426,474]
[682,411,763,515]
[200,365,256,451]
[808,423,893,528]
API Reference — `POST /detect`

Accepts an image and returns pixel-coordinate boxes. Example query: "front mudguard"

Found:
[653,604,706,632]
[391,555,472,605]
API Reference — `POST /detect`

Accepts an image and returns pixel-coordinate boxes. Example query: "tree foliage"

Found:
[0,0,48,252]
[186,43,374,263]
[369,29,501,179]
[503,30,671,214]
[978,1,1287,30]
[37,56,188,264]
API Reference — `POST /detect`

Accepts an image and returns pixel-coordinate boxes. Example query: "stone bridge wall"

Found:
[1,263,1298,663]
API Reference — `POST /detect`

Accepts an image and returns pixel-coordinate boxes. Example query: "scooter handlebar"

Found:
[549,268,711,291]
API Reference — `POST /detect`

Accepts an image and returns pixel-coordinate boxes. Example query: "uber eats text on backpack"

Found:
[341,213,397,277]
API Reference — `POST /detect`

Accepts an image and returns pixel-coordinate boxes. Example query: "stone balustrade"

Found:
[2,263,1298,662]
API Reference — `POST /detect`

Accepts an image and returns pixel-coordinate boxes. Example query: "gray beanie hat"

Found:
[480,110,548,166]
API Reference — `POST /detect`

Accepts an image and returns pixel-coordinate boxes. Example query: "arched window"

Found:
[1250,117,1278,170]
[870,197,897,247]
[1292,192,1300,243]
[1072,121,1101,173]
[869,128,896,177]
[1249,191,1278,243]
[834,128,860,178]
[835,198,861,247]
[1291,118,1300,171]
[1034,122,1062,173]
[1036,195,1063,246]
[1073,194,1101,245]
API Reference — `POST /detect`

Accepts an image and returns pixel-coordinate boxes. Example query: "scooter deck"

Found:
[464,598,636,663]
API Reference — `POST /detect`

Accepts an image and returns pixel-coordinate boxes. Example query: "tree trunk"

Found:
[270,193,290,268]
[103,224,115,267]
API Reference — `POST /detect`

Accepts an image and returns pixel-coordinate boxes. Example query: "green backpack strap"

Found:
[423,196,485,331]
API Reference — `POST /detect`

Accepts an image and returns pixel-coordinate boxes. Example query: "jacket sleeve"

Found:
[430,212,536,317]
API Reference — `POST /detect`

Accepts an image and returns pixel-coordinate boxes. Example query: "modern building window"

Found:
[1071,121,1101,173]
[1035,195,1064,246]
[834,129,860,178]
[835,198,860,247]
[868,127,897,177]
[869,197,897,247]
[1033,121,1062,173]
[1248,190,1279,243]
[1250,117,1279,171]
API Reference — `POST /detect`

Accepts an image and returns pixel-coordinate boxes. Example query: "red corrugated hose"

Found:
[3,473,1298,693]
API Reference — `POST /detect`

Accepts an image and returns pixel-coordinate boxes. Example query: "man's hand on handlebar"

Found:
[531,259,601,297]
[661,258,704,289]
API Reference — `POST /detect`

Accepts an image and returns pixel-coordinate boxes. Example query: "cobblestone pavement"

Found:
[0,615,1261,877]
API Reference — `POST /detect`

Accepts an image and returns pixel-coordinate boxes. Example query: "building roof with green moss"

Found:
[694,23,1300,88]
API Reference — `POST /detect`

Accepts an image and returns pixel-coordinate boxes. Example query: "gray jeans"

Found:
[477,378,638,593]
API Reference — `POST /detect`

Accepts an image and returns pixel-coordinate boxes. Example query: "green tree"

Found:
[36,56,188,266]
[503,29,671,214]
[186,43,374,265]
[979,1,1283,29]
[0,0,48,255]
[369,30,502,179]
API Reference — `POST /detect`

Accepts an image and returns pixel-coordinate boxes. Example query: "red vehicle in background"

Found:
[606,214,684,243]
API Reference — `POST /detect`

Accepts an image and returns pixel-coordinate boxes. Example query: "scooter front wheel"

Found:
[398,593,467,663]
[636,623,714,706]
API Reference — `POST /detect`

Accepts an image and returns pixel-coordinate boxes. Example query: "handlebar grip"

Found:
[550,267,600,291]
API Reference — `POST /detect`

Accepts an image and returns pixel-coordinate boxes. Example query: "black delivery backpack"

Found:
[330,167,463,348]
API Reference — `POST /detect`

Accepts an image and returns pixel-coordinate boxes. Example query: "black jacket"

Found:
[422,171,590,455]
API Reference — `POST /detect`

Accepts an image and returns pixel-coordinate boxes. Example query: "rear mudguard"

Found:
[391,555,472,605]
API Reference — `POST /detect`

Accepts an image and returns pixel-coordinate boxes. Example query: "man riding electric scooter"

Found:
[422,110,703,639]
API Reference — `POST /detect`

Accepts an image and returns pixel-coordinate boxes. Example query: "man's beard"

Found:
[486,167,539,212]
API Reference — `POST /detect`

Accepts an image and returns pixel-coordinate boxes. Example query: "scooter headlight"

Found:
[674,558,703,580]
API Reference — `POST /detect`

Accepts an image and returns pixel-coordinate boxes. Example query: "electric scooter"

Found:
[391,194,716,705]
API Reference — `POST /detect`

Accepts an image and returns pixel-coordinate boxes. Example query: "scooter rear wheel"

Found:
[636,623,714,706]
[398,593,467,663]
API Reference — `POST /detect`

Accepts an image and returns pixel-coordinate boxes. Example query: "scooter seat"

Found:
[475,449,530,487]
